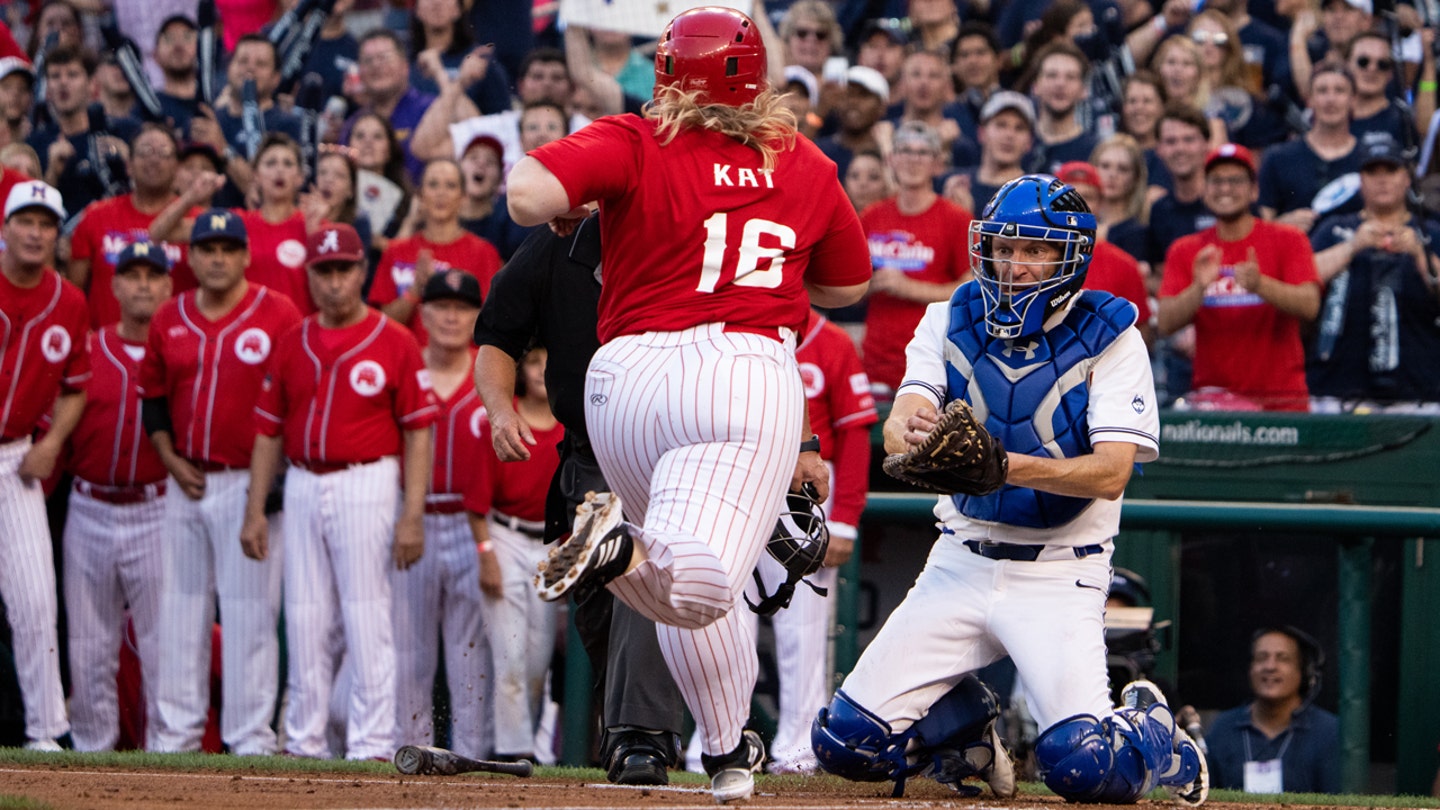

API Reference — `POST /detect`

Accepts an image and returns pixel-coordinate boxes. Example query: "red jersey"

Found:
[430,378,490,502]
[67,327,166,486]
[0,268,91,441]
[139,284,302,467]
[368,232,502,343]
[1160,219,1319,411]
[1086,241,1152,325]
[796,310,877,527]
[70,194,197,328]
[237,209,314,315]
[859,196,972,390]
[464,408,563,521]
[255,310,438,464]
[530,115,871,343]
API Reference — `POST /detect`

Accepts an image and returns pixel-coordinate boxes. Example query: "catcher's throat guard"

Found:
[748,482,828,616]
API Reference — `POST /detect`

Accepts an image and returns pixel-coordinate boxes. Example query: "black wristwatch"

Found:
[799,434,821,454]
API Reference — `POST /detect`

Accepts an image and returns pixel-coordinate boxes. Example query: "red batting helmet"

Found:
[654,6,767,107]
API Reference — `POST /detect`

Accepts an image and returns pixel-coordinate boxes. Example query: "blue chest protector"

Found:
[944,285,1136,528]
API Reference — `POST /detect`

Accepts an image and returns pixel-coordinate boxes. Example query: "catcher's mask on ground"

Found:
[747,482,829,616]
[970,174,1094,339]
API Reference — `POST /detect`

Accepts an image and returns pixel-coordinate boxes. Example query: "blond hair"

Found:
[648,85,798,171]
[1090,134,1150,225]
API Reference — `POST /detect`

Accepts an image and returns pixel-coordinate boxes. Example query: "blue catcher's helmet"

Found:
[969,174,1096,339]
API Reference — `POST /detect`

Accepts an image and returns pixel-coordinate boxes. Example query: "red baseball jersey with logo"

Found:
[463,409,563,521]
[430,375,491,501]
[69,194,198,328]
[139,284,303,467]
[368,232,502,343]
[1085,241,1152,325]
[254,310,438,464]
[859,196,972,391]
[238,209,315,315]
[795,309,877,527]
[67,327,167,485]
[529,115,872,343]
[0,268,91,440]
[1160,219,1319,410]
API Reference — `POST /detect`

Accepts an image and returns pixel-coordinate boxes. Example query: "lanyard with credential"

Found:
[1242,724,1294,794]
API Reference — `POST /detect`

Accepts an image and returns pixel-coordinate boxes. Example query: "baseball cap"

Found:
[783,65,819,107]
[979,90,1037,131]
[115,240,171,274]
[4,180,65,222]
[860,17,910,46]
[158,13,198,33]
[1056,161,1102,189]
[845,65,889,104]
[0,56,34,85]
[1359,132,1408,170]
[460,133,504,161]
[892,120,942,154]
[422,269,483,308]
[178,141,226,173]
[306,223,365,266]
[1323,0,1372,13]
[1204,143,1257,178]
[191,208,247,245]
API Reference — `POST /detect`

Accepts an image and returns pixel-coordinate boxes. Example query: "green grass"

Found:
[1,747,1437,807]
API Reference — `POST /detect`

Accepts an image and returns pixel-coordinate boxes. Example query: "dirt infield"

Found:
[0,764,1347,810]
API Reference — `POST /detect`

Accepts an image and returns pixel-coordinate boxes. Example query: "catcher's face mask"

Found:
[747,483,829,616]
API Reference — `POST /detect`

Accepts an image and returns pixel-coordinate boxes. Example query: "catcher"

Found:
[812,175,1210,806]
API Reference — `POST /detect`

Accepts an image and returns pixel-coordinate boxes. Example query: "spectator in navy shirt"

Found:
[1347,31,1419,148]
[942,90,1033,214]
[1258,64,1361,233]
[408,0,511,115]
[891,49,975,169]
[350,29,435,183]
[949,23,1003,144]
[1026,42,1099,175]
[817,66,889,182]
[298,0,359,110]
[854,18,909,99]
[1121,71,1175,194]
[153,14,200,135]
[1147,104,1216,272]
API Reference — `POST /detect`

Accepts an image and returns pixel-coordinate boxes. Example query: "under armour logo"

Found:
[318,229,340,253]
[1001,340,1039,360]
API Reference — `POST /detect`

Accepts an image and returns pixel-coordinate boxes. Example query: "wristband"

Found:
[477,540,494,553]
[799,434,822,454]
[1422,80,1437,92]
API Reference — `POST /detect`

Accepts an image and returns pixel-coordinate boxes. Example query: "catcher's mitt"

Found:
[883,399,1008,496]
[746,482,829,616]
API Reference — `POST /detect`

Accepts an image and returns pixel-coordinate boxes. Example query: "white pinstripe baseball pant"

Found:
[391,509,492,759]
[0,438,69,744]
[152,469,283,755]
[585,323,804,757]
[282,459,400,761]
[484,518,558,757]
[63,484,165,751]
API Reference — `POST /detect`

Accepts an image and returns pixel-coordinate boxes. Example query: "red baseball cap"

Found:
[1056,161,1101,189]
[306,223,365,267]
[460,133,504,161]
[1204,143,1257,178]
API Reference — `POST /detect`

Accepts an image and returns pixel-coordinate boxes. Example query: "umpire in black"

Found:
[472,214,685,784]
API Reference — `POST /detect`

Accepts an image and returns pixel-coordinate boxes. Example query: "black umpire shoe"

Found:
[605,730,675,786]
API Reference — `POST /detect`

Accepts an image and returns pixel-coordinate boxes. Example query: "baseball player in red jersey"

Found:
[508,8,871,801]
[66,124,196,329]
[761,308,876,773]
[391,269,493,759]
[465,346,565,762]
[245,222,437,760]
[140,208,303,755]
[369,160,503,345]
[0,180,89,751]
[63,241,173,751]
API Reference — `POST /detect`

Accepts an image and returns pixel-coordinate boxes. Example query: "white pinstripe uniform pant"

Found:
[0,438,69,743]
[283,459,400,760]
[152,469,283,754]
[484,517,558,757]
[63,483,165,751]
[585,324,804,757]
[390,508,492,759]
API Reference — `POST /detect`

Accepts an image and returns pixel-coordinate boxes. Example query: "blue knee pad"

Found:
[810,691,909,782]
[1035,714,1163,803]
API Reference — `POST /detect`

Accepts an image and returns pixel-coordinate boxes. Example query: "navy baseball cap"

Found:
[422,269,482,308]
[115,240,171,274]
[191,208,247,245]
[1359,133,1408,170]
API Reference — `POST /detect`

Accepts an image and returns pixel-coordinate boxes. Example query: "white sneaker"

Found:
[703,730,764,804]
[24,739,62,752]
[980,723,1016,798]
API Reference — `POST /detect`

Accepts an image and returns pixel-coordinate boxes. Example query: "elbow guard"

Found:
[142,396,174,437]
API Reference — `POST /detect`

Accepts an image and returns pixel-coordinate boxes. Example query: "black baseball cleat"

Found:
[606,730,675,786]
[702,729,765,804]
[535,491,632,602]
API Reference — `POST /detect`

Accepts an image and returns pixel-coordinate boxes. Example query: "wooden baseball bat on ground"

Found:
[393,745,534,777]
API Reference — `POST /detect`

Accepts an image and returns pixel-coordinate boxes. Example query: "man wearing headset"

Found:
[1201,626,1341,794]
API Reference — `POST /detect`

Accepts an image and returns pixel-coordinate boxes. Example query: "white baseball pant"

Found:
[63,483,165,751]
[282,459,400,761]
[152,469,283,754]
[585,324,804,757]
[484,516,558,757]
[0,438,69,744]
[391,508,492,759]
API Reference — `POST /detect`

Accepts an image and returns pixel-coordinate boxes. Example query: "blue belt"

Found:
[962,539,1104,562]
